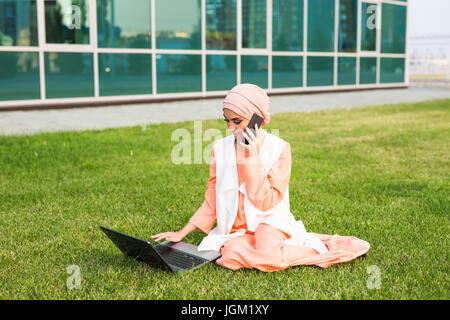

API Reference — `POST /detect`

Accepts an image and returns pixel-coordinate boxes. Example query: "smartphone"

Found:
[242,113,264,145]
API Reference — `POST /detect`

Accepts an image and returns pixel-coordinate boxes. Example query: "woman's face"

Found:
[223,108,250,141]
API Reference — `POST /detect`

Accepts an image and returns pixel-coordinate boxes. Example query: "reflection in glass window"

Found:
[308,0,335,52]
[99,53,152,96]
[0,52,40,100]
[360,2,377,51]
[242,0,266,48]
[307,56,333,86]
[241,55,268,89]
[0,0,38,46]
[272,56,302,88]
[272,0,303,52]
[381,4,406,54]
[44,0,90,44]
[380,58,404,83]
[156,0,201,50]
[45,52,94,98]
[338,57,356,85]
[206,0,236,50]
[206,55,236,91]
[359,57,377,84]
[338,0,357,52]
[156,54,201,93]
[97,0,151,48]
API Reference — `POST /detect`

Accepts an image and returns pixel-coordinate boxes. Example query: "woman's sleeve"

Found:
[242,143,291,212]
[188,147,217,234]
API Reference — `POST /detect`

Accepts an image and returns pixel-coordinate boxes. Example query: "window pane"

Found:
[242,0,266,48]
[359,57,377,84]
[338,0,357,52]
[272,0,303,51]
[0,0,38,46]
[0,52,40,100]
[45,0,90,44]
[99,53,152,96]
[156,0,201,50]
[360,2,377,51]
[380,58,404,83]
[156,54,201,93]
[307,56,333,86]
[206,0,236,50]
[308,0,335,52]
[241,55,268,88]
[337,57,356,85]
[381,4,406,54]
[45,52,94,98]
[206,55,236,91]
[272,56,303,88]
[97,0,151,48]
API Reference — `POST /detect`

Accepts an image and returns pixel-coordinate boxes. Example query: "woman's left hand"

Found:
[239,124,264,157]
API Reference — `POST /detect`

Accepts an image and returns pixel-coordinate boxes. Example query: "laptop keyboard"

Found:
[155,245,208,270]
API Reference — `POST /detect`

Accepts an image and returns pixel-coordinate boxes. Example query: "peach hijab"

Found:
[222,83,271,126]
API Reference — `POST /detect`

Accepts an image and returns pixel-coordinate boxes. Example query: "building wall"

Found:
[0,0,408,109]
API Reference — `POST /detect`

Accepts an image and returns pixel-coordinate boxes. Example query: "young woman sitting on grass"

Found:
[151,83,370,271]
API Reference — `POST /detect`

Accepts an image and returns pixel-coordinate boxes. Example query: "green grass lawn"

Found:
[0,99,448,299]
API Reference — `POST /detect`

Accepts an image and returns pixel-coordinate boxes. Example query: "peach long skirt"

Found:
[215,223,370,272]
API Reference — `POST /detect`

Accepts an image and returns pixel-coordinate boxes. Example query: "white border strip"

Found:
[303,0,308,87]
[151,0,157,95]
[237,0,242,84]
[36,0,46,100]
[201,0,206,96]
[90,0,99,98]
[267,0,272,90]
[334,0,339,87]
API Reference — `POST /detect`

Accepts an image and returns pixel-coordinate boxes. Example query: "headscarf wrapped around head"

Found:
[222,83,271,126]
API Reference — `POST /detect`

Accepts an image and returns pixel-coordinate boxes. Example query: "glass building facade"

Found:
[0,0,408,108]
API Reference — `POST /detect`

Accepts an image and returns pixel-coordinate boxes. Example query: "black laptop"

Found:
[100,226,221,273]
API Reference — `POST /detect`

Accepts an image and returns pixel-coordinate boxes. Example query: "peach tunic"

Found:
[189,137,370,271]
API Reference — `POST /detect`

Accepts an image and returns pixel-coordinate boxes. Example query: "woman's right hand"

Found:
[151,231,184,243]
[151,222,196,243]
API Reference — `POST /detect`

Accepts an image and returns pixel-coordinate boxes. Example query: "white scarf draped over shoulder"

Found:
[197,131,328,255]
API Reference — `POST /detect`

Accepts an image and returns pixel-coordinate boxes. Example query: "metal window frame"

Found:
[0,0,409,109]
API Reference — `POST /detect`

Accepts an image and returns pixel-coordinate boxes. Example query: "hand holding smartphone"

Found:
[243,113,264,145]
